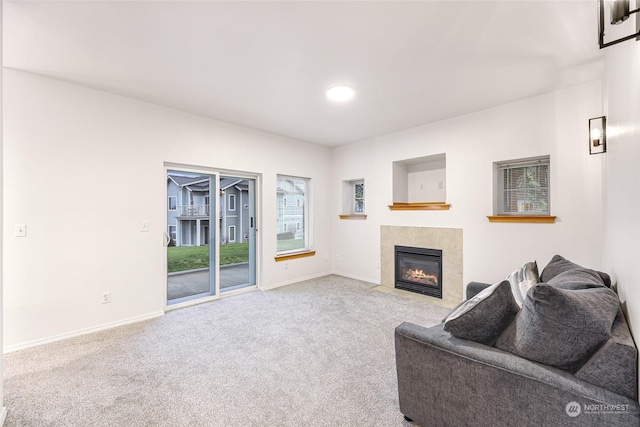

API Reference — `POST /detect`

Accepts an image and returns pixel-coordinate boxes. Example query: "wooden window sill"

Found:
[339,214,367,220]
[274,251,316,262]
[487,215,557,223]
[388,202,451,211]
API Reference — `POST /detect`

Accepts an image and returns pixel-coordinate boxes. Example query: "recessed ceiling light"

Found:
[327,86,355,102]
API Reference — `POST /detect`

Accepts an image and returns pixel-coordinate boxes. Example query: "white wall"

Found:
[0,2,7,422]
[331,81,605,288]
[602,41,640,340]
[3,70,332,351]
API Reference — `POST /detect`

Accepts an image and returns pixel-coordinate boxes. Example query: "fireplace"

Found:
[394,245,443,298]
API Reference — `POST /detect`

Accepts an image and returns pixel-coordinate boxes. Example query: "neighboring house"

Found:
[219,177,251,245]
[167,174,249,246]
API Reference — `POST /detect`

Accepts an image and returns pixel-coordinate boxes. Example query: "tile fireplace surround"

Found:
[380,226,463,308]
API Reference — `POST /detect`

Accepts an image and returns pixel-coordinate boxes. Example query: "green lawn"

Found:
[277,238,305,252]
[168,243,249,273]
[168,239,305,273]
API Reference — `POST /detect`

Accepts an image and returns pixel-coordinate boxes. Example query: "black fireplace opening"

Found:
[394,246,443,298]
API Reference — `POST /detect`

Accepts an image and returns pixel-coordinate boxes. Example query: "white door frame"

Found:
[164,162,260,310]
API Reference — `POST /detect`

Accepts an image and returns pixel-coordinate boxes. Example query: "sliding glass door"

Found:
[219,175,256,292]
[166,169,257,305]
[166,170,216,304]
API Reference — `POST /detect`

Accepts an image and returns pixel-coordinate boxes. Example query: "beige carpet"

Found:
[3,275,451,426]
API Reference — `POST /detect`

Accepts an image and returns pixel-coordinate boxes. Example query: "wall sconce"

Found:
[589,116,607,155]
[598,0,640,48]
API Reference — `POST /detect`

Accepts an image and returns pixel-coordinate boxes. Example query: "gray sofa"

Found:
[395,255,640,427]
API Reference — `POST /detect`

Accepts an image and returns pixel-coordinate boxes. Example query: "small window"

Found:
[495,156,550,215]
[168,225,177,240]
[168,196,177,211]
[228,194,236,211]
[205,196,210,206]
[353,181,364,214]
[229,225,236,242]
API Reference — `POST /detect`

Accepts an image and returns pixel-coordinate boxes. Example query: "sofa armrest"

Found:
[466,281,492,299]
[395,322,639,427]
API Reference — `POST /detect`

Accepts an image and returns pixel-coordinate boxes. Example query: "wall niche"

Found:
[390,153,450,210]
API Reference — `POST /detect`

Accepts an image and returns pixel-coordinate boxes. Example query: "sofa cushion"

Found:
[547,269,607,290]
[506,260,539,307]
[495,284,619,372]
[443,280,519,345]
[575,308,638,400]
[541,254,611,287]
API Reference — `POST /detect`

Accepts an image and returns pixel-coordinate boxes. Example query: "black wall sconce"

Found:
[589,116,607,155]
[598,0,640,48]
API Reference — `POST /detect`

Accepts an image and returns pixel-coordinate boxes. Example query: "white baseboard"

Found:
[259,272,333,290]
[0,406,7,425]
[3,311,165,354]
[331,271,380,285]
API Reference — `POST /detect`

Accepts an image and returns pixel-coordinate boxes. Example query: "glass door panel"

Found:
[219,175,256,292]
[166,170,216,304]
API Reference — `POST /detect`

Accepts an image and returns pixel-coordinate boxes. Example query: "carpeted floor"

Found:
[3,275,451,426]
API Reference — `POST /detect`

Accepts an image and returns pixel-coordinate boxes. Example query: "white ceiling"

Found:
[3,1,604,147]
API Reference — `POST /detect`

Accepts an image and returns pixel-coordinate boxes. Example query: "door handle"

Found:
[163,232,171,247]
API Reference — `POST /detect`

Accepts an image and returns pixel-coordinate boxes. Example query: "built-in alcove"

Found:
[390,154,450,210]
[340,178,367,220]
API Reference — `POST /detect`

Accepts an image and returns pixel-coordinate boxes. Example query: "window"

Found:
[168,196,177,211]
[495,156,550,215]
[168,225,177,240]
[228,194,236,211]
[277,175,309,254]
[229,225,236,242]
[353,181,364,214]
[339,179,367,218]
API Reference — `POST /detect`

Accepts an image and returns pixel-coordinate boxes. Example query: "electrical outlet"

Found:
[336,255,340,261]
[437,181,444,190]
[284,263,289,270]
[102,292,111,304]
[376,262,380,269]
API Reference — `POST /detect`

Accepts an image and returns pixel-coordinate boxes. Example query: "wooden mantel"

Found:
[388,202,451,211]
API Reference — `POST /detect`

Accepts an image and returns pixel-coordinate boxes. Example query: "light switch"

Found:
[15,224,27,237]
[141,221,150,232]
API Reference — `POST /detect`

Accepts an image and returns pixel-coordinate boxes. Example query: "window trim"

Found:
[228,225,236,243]
[228,194,236,211]
[494,155,550,217]
[276,174,311,256]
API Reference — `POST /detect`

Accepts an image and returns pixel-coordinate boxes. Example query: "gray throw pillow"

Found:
[541,254,611,287]
[444,280,519,345]
[547,269,606,290]
[495,284,619,372]
[506,260,539,307]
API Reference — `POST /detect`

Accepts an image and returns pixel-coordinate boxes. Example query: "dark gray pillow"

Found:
[443,280,519,345]
[495,284,619,372]
[575,308,638,400]
[547,269,606,290]
[541,254,611,287]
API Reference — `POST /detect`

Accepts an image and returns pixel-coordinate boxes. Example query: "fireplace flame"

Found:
[403,268,438,285]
